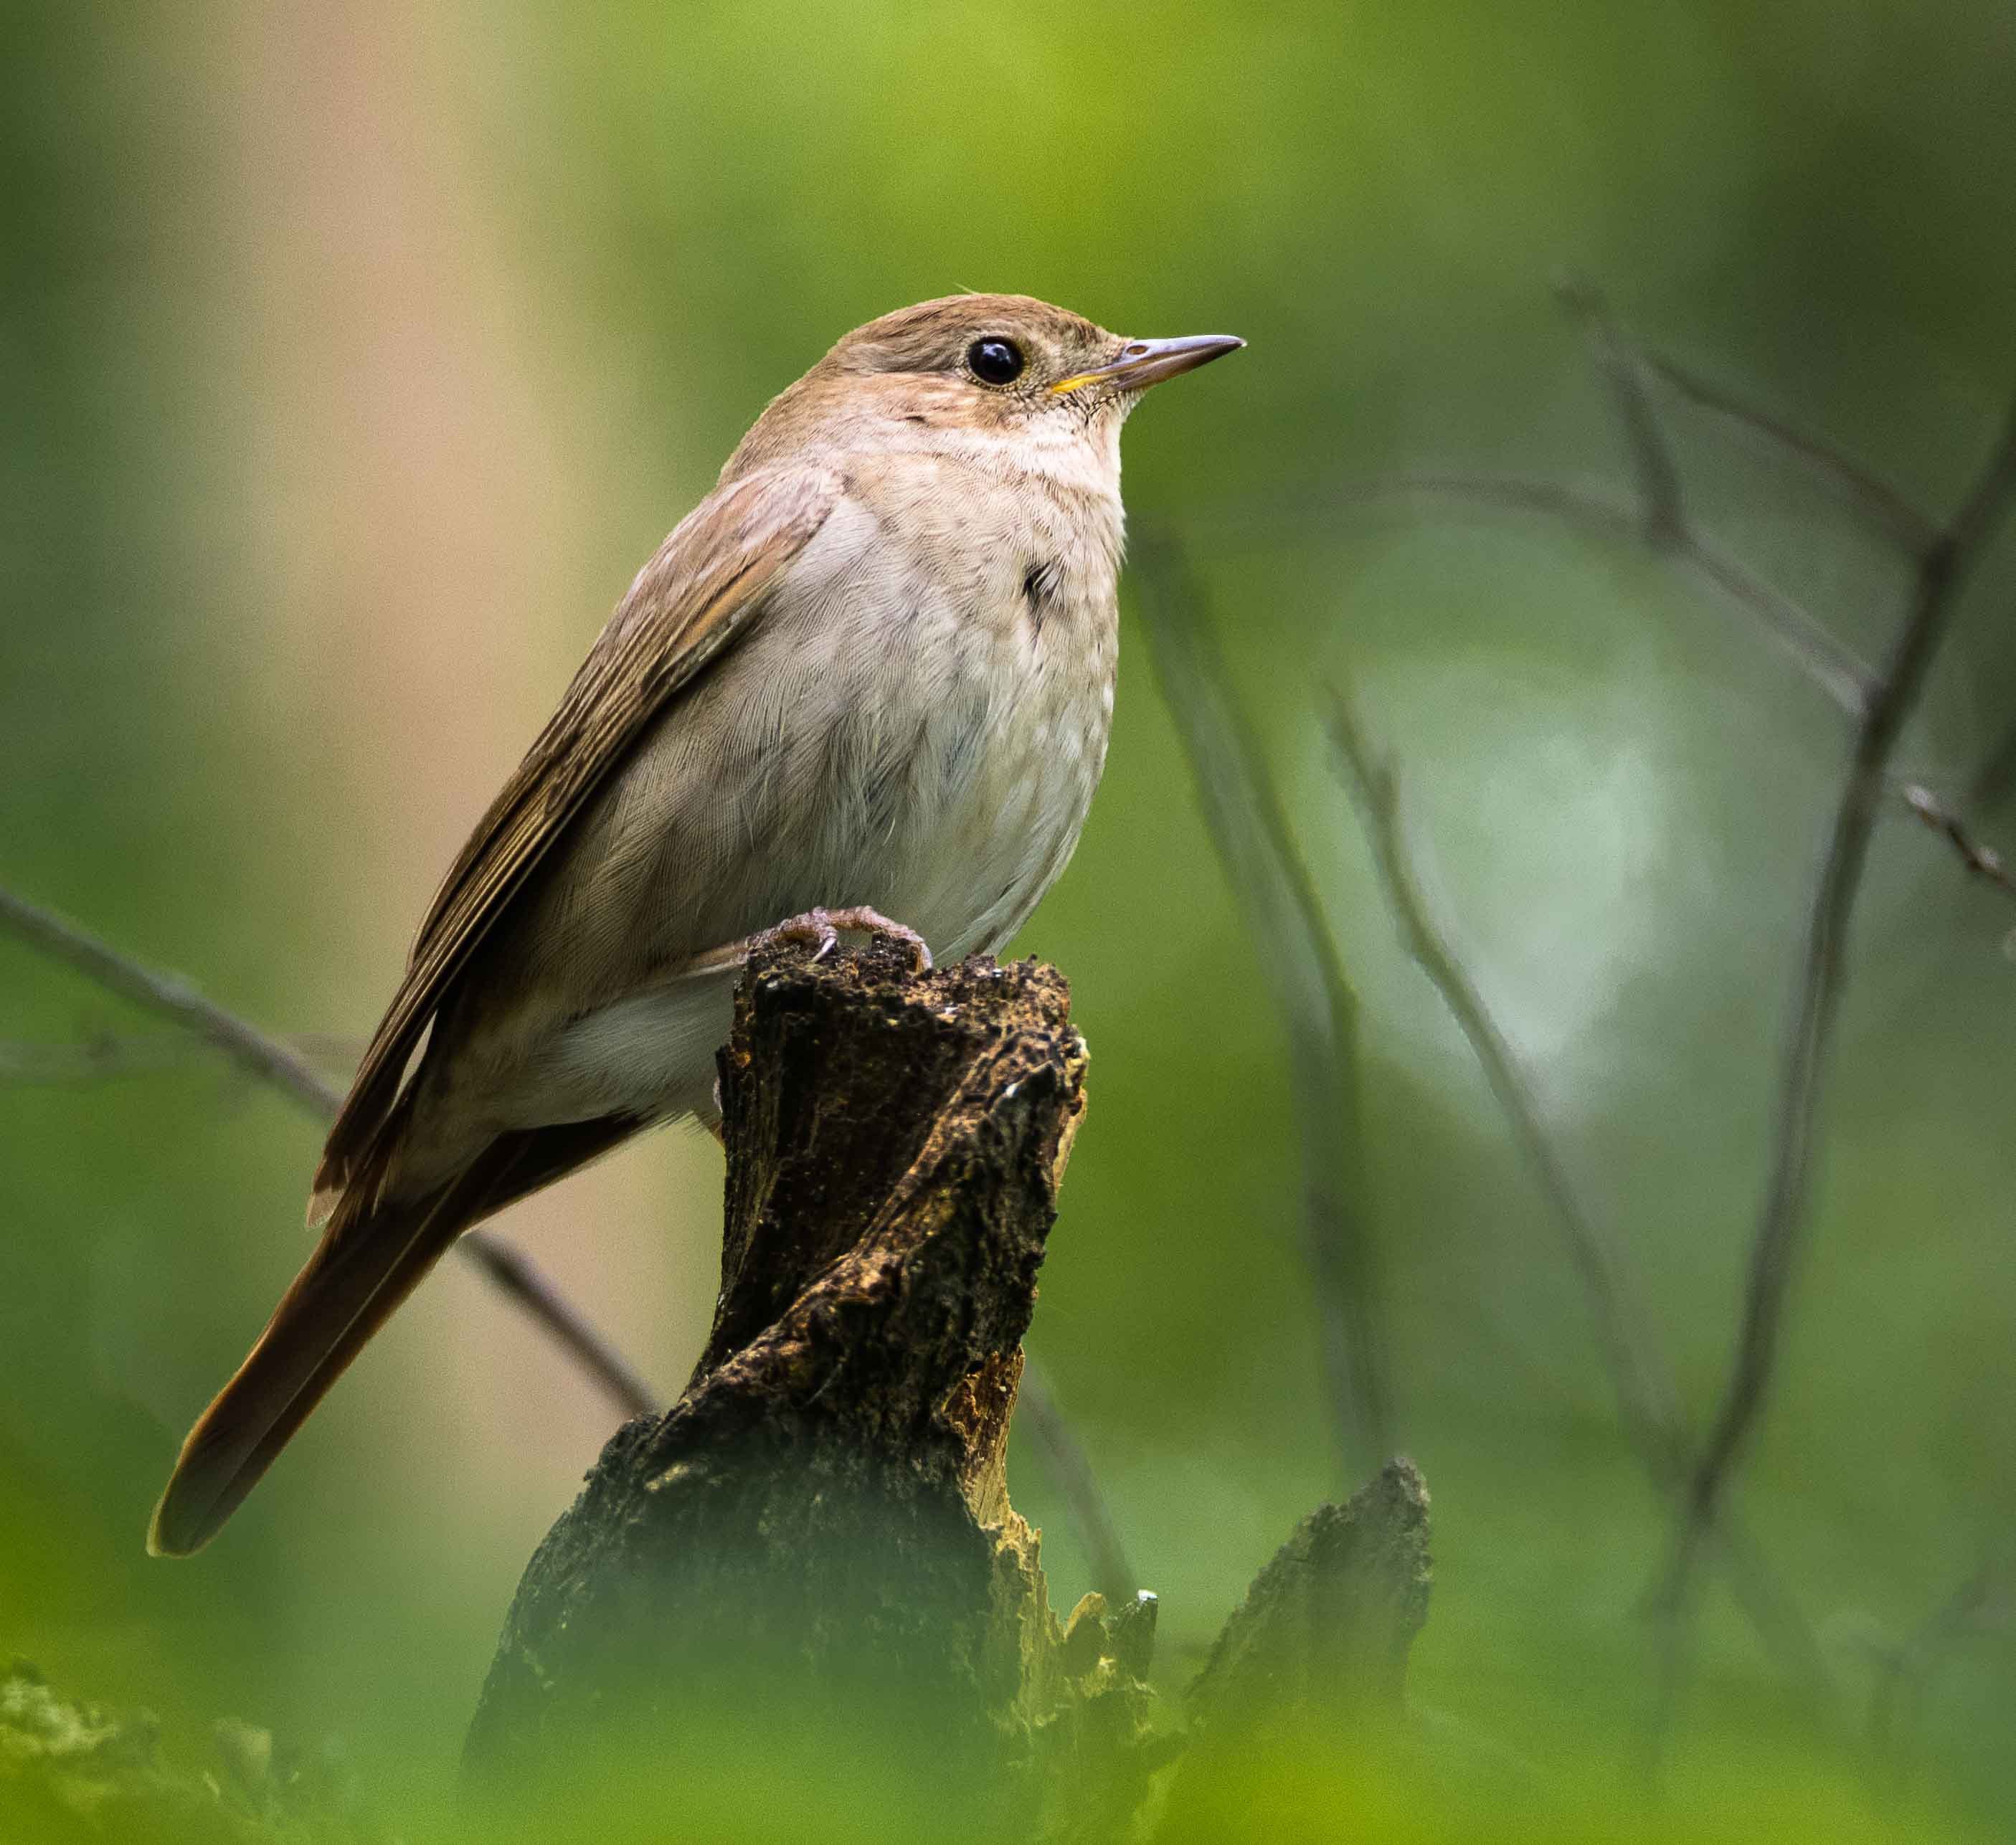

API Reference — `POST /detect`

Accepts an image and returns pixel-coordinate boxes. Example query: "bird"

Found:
[148,293,1242,1556]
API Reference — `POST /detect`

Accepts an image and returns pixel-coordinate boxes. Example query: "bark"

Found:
[1159,1461,1434,1837]
[462,938,1434,1839]
[1188,1459,1431,1735]
[463,940,1130,1833]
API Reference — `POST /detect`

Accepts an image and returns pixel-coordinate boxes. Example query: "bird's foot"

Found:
[754,906,932,972]
[677,908,933,979]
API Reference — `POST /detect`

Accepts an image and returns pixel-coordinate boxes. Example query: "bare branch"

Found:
[457,1234,657,1420]
[1638,349,1940,556]
[1209,313,2016,939]
[1660,394,2016,1618]
[0,1028,364,1088]
[0,1033,214,1085]
[1560,282,1888,718]
[1182,298,2012,1740]
[1556,280,1688,546]
[1566,274,1941,560]
[1300,313,2016,1747]
[0,883,661,1420]
[1293,480,2008,921]
[1867,1561,2012,1785]
[0,886,341,1115]
[1325,690,1837,1709]
[1560,293,2015,924]
[1281,475,1875,716]
[1016,1355,1137,1604]
[1133,532,1393,1476]
[1326,694,1677,1460]
[1898,782,2016,907]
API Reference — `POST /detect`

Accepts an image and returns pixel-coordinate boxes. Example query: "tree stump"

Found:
[463,939,1434,1839]
[1188,1459,1431,1737]
[1163,1459,1432,1832]
[465,941,1121,1833]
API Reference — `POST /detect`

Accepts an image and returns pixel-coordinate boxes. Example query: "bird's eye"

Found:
[967,337,1025,386]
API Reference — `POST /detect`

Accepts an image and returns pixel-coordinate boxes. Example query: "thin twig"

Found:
[1233,473,2012,919]
[1557,289,2016,1729]
[1175,298,2012,1742]
[1568,283,1883,719]
[455,1235,658,1420]
[1321,302,2013,1745]
[1267,475,1875,716]
[1133,531,1392,1477]
[1659,395,2016,1618]
[1637,348,1940,555]
[0,1029,362,1087]
[1327,695,1676,1460]
[1898,783,2016,903]
[1557,281,1687,546]
[1567,293,2016,914]
[1206,314,2016,931]
[1326,691,1837,1708]
[1017,1355,1137,1604]
[0,883,661,1420]
[0,1033,214,1085]
[0,887,340,1114]
[1867,1561,2011,1786]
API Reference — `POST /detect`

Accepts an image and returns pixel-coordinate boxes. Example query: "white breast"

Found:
[505,444,1122,1130]
[787,452,1122,959]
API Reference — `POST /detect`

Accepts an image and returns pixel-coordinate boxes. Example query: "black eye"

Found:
[967,337,1025,385]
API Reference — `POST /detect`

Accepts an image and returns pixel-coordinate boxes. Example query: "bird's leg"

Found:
[782,906,932,970]
[678,906,933,978]
[756,906,934,971]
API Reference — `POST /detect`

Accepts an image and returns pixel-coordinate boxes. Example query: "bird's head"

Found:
[728,293,1241,479]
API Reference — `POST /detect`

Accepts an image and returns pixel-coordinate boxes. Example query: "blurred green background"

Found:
[6,0,2016,1836]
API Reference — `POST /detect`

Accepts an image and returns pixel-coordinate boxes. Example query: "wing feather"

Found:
[312,464,840,1204]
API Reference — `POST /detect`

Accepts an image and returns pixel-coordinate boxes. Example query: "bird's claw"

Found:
[757,906,932,972]
[758,912,840,961]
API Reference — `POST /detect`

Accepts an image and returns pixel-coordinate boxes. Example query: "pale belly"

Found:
[870,645,1112,960]
[496,551,1117,1129]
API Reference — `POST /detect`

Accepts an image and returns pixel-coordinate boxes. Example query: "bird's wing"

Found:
[312,463,841,1210]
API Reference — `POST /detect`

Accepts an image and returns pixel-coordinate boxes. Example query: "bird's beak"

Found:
[1051,333,1246,396]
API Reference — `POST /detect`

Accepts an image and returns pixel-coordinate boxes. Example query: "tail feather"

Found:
[147,1178,476,1558]
[149,1114,640,1558]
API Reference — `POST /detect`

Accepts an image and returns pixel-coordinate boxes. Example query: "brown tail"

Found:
[148,1114,643,1557]
[146,1172,481,1557]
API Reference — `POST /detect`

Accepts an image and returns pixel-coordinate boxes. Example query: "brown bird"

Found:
[148,293,1241,1556]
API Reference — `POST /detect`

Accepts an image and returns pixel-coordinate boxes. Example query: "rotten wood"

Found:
[463,938,1436,1838]
[1188,1459,1430,1741]
[464,939,1114,1830]
[1160,1461,1434,1836]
